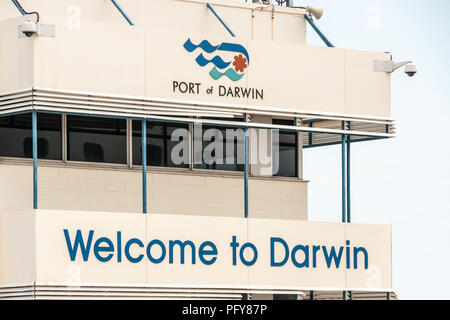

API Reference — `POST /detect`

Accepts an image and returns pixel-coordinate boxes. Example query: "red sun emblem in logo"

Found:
[233,54,248,73]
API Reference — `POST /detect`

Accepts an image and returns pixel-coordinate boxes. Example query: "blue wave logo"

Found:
[183,38,249,82]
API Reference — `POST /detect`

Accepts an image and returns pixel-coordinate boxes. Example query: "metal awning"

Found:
[0,282,397,300]
[0,87,395,147]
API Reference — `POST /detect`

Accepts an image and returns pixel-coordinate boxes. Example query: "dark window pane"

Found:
[274,145,297,177]
[132,120,189,168]
[194,125,244,172]
[279,131,297,144]
[67,115,126,164]
[272,119,294,126]
[36,113,62,160]
[273,119,297,177]
[0,113,61,160]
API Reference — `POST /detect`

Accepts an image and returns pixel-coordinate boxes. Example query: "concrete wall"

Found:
[0,211,36,284]
[0,17,34,92]
[0,163,308,220]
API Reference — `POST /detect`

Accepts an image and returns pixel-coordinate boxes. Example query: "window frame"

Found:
[0,112,301,180]
[0,112,63,161]
[193,122,245,173]
[131,120,190,169]
[66,114,128,165]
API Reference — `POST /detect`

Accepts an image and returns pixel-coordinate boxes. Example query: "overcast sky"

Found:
[240,0,450,299]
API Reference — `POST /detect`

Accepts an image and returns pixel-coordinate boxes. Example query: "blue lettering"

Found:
[322,246,344,268]
[353,247,369,269]
[312,245,320,268]
[169,240,196,264]
[230,236,239,266]
[270,237,289,267]
[125,238,144,263]
[64,229,94,262]
[117,231,122,263]
[147,239,166,264]
[199,241,218,265]
[93,237,114,262]
[346,240,350,269]
[291,245,309,268]
[240,242,258,266]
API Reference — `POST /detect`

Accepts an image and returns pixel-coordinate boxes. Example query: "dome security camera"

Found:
[20,19,38,37]
[374,60,418,78]
[404,64,418,77]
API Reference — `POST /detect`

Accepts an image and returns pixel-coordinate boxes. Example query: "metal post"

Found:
[304,14,334,48]
[11,0,25,15]
[342,121,349,301]
[32,110,38,210]
[346,121,351,223]
[207,3,236,37]
[341,121,346,223]
[244,113,249,218]
[142,119,147,214]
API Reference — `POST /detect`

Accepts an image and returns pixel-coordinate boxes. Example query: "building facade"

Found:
[0,0,395,300]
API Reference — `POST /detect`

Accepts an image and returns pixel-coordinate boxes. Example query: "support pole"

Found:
[341,121,348,301]
[110,0,134,26]
[244,113,249,218]
[142,119,147,214]
[346,121,351,223]
[341,121,346,224]
[32,110,38,210]
[11,0,25,15]
[207,3,236,37]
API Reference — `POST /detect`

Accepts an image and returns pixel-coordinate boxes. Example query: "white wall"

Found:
[0,0,307,43]
[0,163,308,220]
[0,1,391,117]
[0,210,392,292]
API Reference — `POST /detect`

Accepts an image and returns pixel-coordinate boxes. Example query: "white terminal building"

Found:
[0,0,406,300]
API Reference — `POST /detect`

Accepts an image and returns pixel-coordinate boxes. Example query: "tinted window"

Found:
[67,116,126,164]
[194,124,244,172]
[132,121,189,168]
[272,119,297,177]
[0,113,62,160]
